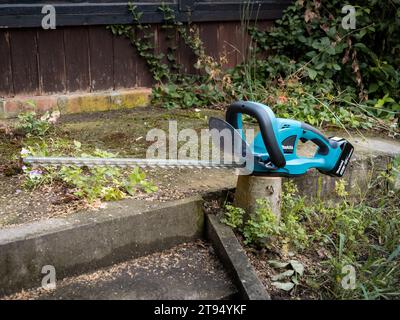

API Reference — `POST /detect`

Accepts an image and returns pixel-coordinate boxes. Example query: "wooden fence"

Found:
[0,1,291,98]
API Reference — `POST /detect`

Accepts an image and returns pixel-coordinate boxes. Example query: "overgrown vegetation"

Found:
[17,109,157,202]
[221,169,400,299]
[17,110,59,137]
[110,1,399,133]
[244,0,400,131]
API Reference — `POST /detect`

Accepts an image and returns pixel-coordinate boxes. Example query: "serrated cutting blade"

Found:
[23,156,246,169]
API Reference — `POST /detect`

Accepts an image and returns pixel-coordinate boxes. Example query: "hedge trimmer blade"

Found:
[23,117,251,172]
[23,156,246,170]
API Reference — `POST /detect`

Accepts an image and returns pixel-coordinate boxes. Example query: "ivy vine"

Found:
[109,1,399,133]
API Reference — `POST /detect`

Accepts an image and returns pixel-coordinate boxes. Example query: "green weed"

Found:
[21,140,157,202]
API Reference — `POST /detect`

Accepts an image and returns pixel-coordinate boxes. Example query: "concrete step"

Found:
[3,241,238,300]
[0,196,205,295]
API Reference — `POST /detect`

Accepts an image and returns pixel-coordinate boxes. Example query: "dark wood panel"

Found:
[0,1,292,28]
[9,29,39,95]
[236,21,250,64]
[88,26,114,91]
[64,27,90,92]
[199,22,218,59]
[37,28,66,93]
[179,0,195,11]
[218,21,239,69]
[113,31,137,89]
[0,31,13,96]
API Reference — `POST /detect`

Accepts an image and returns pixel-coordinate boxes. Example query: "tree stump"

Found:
[234,175,282,221]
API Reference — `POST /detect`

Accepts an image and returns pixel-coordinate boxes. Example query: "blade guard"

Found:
[208,117,255,175]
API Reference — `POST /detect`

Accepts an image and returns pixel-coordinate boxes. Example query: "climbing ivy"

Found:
[247,0,400,117]
[109,1,400,133]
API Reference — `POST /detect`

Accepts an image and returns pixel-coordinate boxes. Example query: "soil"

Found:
[242,240,324,300]
[205,200,324,300]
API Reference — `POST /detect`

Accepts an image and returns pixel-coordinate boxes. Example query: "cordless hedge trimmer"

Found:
[24,101,354,177]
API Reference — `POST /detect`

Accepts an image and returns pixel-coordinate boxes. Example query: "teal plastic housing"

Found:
[226,101,352,177]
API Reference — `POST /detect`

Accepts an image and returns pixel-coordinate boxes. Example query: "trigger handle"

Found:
[300,123,338,155]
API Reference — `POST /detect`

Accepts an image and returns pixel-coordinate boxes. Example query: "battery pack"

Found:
[319,137,354,177]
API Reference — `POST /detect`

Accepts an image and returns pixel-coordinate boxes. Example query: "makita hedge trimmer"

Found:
[24,101,354,177]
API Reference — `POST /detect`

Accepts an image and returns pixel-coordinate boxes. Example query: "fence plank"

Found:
[113,32,137,89]
[88,26,114,91]
[64,27,90,92]
[0,31,13,96]
[135,25,154,87]
[9,29,39,95]
[218,21,240,69]
[199,22,219,59]
[37,29,66,94]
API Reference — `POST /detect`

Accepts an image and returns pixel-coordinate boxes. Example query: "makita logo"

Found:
[282,145,294,150]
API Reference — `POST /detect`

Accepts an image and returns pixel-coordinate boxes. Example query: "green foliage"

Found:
[109,4,170,82]
[152,82,225,109]
[17,110,60,137]
[220,204,245,229]
[284,176,399,299]
[222,196,308,250]
[109,2,231,110]
[247,0,400,127]
[21,140,157,202]
[242,199,281,247]
[222,168,400,299]
[110,1,399,132]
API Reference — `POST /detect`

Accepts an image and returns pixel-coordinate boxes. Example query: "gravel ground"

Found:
[2,241,237,300]
[0,166,236,228]
[0,175,90,228]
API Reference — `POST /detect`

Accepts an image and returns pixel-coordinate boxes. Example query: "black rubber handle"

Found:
[300,123,338,155]
[226,101,286,168]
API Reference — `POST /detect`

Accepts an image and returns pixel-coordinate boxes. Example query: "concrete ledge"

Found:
[0,88,151,118]
[0,196,204,296]
[289,154,394,200]
[206,214,270,300]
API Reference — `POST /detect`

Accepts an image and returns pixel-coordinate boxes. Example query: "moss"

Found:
[54,107,223,157]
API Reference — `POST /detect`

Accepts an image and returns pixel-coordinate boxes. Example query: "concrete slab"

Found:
[349,135,400,157]
[206,214,270,300]
[2,242,237,300]
[0,196,204,296]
